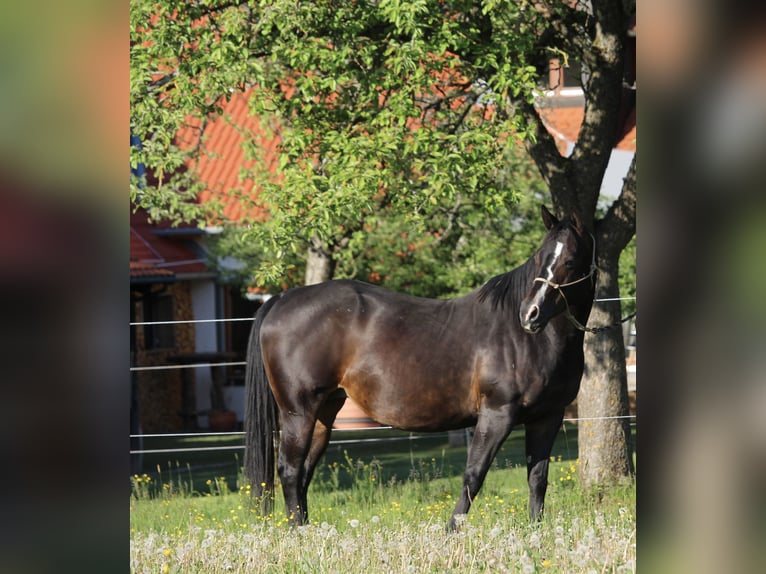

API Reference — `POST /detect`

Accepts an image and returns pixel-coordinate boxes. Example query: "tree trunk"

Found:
[305,236,336,285]
[579,250,635,487]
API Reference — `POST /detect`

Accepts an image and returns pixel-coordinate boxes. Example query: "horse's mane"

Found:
[476,259,534,310]
[476,218,588,311]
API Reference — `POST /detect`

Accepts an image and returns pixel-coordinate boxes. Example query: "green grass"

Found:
[131,425,635,573]
[133,422,587,495]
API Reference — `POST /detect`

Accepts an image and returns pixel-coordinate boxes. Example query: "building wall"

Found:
[133,282,195,433]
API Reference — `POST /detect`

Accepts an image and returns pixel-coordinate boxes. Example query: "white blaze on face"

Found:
[546,241,565,280]
[535,240,564,301]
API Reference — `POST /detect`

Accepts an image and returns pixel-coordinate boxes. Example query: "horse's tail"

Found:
[243,294,281,515]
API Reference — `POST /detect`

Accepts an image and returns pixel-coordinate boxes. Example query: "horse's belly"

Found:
[340,376,476,432]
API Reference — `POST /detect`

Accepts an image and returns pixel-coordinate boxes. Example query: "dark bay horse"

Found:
[244,206,596,529]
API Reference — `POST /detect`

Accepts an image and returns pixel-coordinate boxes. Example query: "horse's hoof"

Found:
[447,514,467,532]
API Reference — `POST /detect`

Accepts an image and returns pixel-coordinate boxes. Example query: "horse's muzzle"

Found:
[520,304,544,333]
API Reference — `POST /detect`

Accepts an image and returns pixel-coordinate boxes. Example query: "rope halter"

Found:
[532,231,597,292]
[531,232,599,333]
[530,232,636,333]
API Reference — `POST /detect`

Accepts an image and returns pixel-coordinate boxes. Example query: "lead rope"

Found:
[535,272,636,334]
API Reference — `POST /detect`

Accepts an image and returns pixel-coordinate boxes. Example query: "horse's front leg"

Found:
[448,402,515,530]
[524,409,564,521]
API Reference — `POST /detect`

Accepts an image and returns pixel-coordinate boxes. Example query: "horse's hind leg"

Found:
[300,390,347,508]
[277,390,346,526]
[524,410,564,521]
[277,413,315,526]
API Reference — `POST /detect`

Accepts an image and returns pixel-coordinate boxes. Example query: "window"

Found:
[143,293,175,350]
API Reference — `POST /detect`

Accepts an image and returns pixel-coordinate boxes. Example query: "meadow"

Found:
[130,427,635,573]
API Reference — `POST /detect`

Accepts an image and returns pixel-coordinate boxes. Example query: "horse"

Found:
[244,205,596,529]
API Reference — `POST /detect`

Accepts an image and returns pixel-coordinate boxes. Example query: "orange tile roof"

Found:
[616,106,637,151]
[537,101,636,154]
[183,88,634,226]
[178,90,274,223]
[130,260,175,279]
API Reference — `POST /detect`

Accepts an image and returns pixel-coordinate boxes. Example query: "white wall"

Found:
[599,148,634,201]
[190,279,218,426]
[224,385,246,423]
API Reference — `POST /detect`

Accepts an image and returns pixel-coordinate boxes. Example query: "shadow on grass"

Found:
[133,420,618,497]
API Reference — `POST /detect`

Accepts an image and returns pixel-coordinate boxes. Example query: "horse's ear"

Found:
[541,205,559,230]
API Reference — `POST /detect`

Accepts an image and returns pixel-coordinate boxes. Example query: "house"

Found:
[130,89,277,434]
[130,205,262,434]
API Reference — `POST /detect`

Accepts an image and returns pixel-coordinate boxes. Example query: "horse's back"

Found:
[262,279,457,336]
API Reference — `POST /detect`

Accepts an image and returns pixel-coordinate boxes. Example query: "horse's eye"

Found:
[564,260,576,269]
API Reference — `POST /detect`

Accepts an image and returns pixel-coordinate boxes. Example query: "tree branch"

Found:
[597,153,636,253]
[147,70,178,93]
[518,100,575,214]
[568,0,626,213]
[534,1,593,60]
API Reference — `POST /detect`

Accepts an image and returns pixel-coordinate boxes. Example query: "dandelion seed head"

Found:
[528,532,541,549]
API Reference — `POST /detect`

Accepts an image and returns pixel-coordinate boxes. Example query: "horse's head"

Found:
[519,206,596,334]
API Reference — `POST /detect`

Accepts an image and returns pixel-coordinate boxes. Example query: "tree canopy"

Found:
[131,1,601,283]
